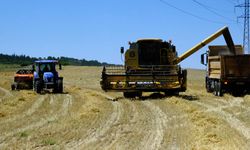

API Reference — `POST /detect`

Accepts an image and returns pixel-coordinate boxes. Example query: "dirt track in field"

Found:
[0,66,250,149]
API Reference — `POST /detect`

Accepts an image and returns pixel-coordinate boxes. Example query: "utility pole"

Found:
[236,0,250,54]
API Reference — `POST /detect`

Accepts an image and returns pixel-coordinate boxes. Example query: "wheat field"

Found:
[0,66,249,149]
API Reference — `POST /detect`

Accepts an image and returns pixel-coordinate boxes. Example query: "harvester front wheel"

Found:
[123,92,136,98]
[165,90,179,96]
[136,92,142,98]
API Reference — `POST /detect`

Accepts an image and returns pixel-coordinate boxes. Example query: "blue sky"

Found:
[0,0,245,68]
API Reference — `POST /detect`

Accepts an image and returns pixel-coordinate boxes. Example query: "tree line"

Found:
[0,53,112,66]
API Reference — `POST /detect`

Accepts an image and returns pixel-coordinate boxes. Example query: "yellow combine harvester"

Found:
[101,26,236,98]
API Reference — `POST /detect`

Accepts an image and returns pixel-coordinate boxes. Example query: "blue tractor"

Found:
[33,60,63,93]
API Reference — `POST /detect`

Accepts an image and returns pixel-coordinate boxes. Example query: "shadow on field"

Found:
[140,93,166,100]
[177,95,199,101]
[39,90,69,95]
[133,93,199,101]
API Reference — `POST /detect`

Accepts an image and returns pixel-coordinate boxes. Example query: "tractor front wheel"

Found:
[34,81,42,93]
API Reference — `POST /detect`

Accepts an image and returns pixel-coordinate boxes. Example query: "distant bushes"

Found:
[0,53,112,66]
[59,57,110,66]
[0,54,37,66]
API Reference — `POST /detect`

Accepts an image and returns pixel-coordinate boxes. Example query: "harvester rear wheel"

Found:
[181,69,187,91]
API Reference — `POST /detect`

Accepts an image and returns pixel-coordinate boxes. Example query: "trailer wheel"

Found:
[213,81,218,96]
[217,81,222,96]
[206,77,212,92]
[232,88,244,97]
[34,81,42,93]
[213,81,222,96]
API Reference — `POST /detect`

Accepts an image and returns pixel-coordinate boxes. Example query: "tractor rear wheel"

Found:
[57,79,63,93]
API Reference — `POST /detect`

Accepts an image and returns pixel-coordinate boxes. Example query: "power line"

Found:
[192,0,237,23]
[193,0,235,14]
[227,0,240,4]
[159,0,233,24]
[233,1,245,39]
[236,0,250,53]
[195,0,242,14]
[228,0,236,4]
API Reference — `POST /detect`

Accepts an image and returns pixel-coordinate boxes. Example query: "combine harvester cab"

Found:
[33,60,63,94]
[101,26,237,98]
[101,39,187,98]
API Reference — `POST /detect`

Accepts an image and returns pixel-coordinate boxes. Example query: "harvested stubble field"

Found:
[0,66,250,149]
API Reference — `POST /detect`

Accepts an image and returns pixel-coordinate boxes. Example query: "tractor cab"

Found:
[33,60,63,93]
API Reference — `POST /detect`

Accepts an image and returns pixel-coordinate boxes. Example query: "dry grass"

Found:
[0,66,249,149]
